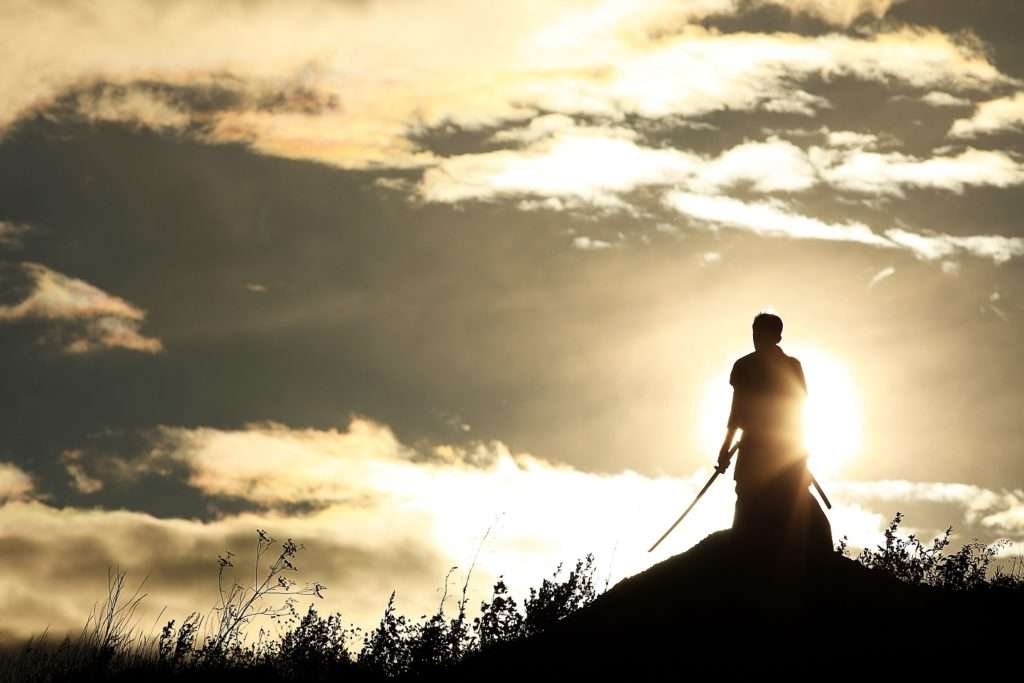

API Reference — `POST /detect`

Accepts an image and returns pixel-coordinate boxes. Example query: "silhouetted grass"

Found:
[837,512,1023,593]
[1,514,1020,682]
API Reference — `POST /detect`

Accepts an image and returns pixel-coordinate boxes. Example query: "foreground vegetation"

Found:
[2,514,1021,682]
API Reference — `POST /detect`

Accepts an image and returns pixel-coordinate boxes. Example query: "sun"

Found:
[697,346,861,478]
[792,347,862,476]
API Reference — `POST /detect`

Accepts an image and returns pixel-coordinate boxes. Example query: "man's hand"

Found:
[716,442,734,474]
[716,427,738,474]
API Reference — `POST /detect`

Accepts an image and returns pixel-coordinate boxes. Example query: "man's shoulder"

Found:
[729,352,758,386]
[781,350,803,370]
[780,351,806,388]
[733,351,758,366]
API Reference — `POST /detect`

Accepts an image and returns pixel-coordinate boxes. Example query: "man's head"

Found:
[752,312,783,351]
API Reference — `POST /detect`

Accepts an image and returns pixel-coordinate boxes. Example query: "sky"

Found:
[1,0,1023,644]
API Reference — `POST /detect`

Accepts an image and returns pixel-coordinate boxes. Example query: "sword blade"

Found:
[647,442,739,553]
[647,470,719,553]
[810,473,832,510]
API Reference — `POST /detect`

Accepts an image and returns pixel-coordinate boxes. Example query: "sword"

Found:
[798,449,833,510]
[810,473,832,510]
[648,442,738,553]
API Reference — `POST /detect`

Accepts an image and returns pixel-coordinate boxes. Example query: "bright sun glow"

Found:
[698,346,861,478]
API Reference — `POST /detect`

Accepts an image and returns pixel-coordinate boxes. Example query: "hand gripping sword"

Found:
[647,442,738,553]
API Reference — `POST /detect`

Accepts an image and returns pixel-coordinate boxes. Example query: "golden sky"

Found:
[0,0,1022,644]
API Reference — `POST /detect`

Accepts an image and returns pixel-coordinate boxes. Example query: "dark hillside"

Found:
[452,528,1021,679]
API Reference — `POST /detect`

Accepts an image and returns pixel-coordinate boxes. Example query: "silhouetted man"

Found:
[716,313,832,565]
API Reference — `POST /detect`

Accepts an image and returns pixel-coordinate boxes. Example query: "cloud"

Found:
[69,85,192,131]
[529,25,1010,123]
[663,191,895,247]
[419,122,700,205]
[420,113,1024,207]
[940,260,960,276]
[0,463,34,502]
[420,124,816,204]
[757,0,906,26]
[663,192,1024,264]
[867,266,895,288]
[142,418,422,505]
[810,146,1024,197]
[516,197,567,212]
[61,450,104,494]
[418,117,1024,263]
[834,480,1024,533]
[825,130,880,148]
[689,137,818,193]
[921,91,972,108]
[883,228,1024,264]
[978,492,1024,532]
[949,92,1024,138]
[0,2,1012,169]
[0,499,449,646]
[0,262,162,354]
[0,222,32,248]
[572,236,616,251]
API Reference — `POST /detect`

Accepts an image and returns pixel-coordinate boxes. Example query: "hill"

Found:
[451,527,1020,679]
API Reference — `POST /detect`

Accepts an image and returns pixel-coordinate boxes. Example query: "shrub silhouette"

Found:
[837,511,1014,591]
[359,591,413,677]
[473,577,524,649]
[274,606,354,679]
[521,554,597,638]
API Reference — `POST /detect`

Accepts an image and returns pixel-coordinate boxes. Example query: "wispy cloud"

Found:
[419,121,699,205]
[0,463,34,502]
[867,266,895,288]
[949,92,1024,138]
[663,192,1024,264]
[0,222,32,248]
[70,85,192,131]
[572,236,616,251]
[420,113,1024,207]
[420,123,817,203]
[884,228,1024,264]
[60,450,104,495]
[811,146,1024,197]
[834,480,1024,534]
[688,137,818,193]
[0,263,162,354]
[921,91,972,108]
[663,192,894,247]
[825,130,880,149]
[758,0,907,26]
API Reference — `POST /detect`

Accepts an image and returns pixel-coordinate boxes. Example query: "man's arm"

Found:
[717,388,740,472]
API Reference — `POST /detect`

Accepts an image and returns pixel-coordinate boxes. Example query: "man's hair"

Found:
[752,312,783,339]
